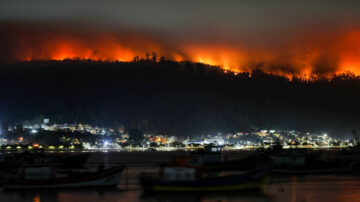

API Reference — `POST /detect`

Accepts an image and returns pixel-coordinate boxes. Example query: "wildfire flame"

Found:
[1,23,360,79]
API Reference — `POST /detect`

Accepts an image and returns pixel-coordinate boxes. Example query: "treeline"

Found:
[0,59,360,137]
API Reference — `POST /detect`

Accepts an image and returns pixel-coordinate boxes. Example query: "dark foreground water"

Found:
[1,151,360,202]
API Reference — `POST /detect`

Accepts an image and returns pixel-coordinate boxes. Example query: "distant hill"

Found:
[0,59,359,137]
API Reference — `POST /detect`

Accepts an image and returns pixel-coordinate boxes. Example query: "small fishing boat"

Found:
[141,167,268,192]
[202,152,272,171]
[21,153,91,169]
[271,159,354,174]
[269,149,354,174]
[178,145,270,172]
[2,165,124,189]
[0,152,91,170]
[0,154,25,171]
[141,146,269,192]
[270,148,321,167]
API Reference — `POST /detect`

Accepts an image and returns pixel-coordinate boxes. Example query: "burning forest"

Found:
[1,22,360,79]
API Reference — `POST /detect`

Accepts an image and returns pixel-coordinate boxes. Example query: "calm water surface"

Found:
[1,151,360,202]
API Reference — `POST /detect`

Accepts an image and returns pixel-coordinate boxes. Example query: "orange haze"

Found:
[1,23,360,78]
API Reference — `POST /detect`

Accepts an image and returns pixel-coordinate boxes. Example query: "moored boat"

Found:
[269,148,354,174]
[2,165,124,189]
[0,152,91,170]
[141,146,269,192]
[22,153,91,169]
[141,168,268,192]
[271,159,354,174]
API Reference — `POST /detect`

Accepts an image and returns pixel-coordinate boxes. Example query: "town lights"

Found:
[104,140,109,148]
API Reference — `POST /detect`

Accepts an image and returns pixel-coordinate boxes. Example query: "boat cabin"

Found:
[197,145,223,164]
[272,156,306,166]
[173,156,203,167]
[23,166,58,180]
[204,145,223,153]
[163,167,197,181]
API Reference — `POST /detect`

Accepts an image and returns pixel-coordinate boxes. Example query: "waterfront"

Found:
[1,151,360,202]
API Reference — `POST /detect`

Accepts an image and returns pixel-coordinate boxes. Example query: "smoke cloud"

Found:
[1,21,360,77]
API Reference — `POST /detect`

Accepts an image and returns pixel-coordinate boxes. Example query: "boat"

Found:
[0,152,91,170]
[21,152,91,169]
[271,159,354,174]
[141,167,268,192]
[141,146,269,192]
[202,152,272,171]
[2,165,124,189]
[0,154,25,171]
[269,149,354,174]
[182,145,270,172]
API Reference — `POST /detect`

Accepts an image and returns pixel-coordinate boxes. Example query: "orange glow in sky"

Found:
[3,25,360,78]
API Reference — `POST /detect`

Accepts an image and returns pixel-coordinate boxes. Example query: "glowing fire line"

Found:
[3,25,360,78]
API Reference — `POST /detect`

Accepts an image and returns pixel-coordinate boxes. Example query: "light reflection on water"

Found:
[1,151,360,202]
[264,175,360,202]
[1,189,272,202]
[3,177,360,202]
